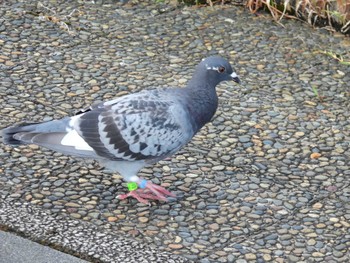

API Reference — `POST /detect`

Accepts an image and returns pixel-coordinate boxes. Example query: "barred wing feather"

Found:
[76,92,194,163]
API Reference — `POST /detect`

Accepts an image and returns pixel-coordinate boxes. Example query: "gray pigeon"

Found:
[1,56,240,203]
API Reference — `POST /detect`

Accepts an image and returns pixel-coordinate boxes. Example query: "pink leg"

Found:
[117,179,176,204]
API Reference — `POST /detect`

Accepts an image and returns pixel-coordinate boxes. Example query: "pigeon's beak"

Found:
[230,72,241,84]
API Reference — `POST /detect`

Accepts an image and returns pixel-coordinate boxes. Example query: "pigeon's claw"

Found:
[146,182,176,200]
[117,180,176,204]
[118,191,157,204]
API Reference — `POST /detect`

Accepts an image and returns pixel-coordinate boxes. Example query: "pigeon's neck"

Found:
[185,78,219,131]
[187,69,220,89]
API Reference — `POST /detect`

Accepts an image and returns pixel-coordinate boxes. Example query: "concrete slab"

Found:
[0,198,190,263]
[0,231,88,263]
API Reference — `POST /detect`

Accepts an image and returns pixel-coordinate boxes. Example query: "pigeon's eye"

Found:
[218,66,225,73]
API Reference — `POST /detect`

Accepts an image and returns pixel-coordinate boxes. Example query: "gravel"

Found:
[1,0,350,262]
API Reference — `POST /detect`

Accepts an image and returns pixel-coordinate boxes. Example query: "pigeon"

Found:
[1,56,240,203]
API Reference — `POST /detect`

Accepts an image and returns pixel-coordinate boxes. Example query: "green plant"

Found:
[315,50,350,65]
[328,10,347,24]
[311,85,320,98]
[311,86,325,102]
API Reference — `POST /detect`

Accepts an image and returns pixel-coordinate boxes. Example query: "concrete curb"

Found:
[0,197,191,263]
[0,231,88,263]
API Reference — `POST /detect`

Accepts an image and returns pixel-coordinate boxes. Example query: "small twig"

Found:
[38,2,56,15]
[67,9,79,18]
[279,0,290,22]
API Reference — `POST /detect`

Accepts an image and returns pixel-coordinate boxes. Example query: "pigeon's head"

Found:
[199,56,240,85]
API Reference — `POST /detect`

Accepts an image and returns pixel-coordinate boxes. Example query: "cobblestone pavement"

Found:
[0,0,349,262]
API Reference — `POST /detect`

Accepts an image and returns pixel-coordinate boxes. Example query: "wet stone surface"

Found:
[0,0,350,262]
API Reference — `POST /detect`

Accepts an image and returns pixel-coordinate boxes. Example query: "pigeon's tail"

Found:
[1,118,71,146]
[1,122,41,145]
[1,117,97,158]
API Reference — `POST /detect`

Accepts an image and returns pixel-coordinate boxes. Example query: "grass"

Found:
[315,50,350,65]
[311,85,324,102]
[177,0,350,34]
[246,0,350,34]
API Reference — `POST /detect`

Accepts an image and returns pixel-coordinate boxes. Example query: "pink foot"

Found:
[118,180,176,204]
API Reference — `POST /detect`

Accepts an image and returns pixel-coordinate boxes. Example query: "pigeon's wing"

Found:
[74,91,195,162]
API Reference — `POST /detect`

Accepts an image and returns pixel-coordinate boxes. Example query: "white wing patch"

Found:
[61,116,94,151]
[61,129,94,151]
